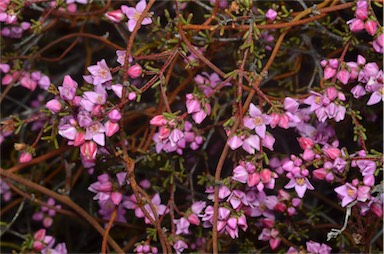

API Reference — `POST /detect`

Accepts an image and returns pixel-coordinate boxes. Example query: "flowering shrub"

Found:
[0,0,382,253]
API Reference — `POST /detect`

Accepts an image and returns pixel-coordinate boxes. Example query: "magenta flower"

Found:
[243,103,271,138]
[46,99,62,113]
[121,0,152,32]
[86,59,112,85]
[265,9,277,21]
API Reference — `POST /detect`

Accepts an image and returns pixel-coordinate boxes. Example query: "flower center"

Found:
[347,187,355,197]
[315,96,321,104]
[134,11,142,21]
[253,116,263,126]
[96,95,104,104]
[89,123,99,134]
[99,68,108,79]
[296,177,305,186]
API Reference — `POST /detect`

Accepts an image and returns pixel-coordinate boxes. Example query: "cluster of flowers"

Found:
[0,0,31,38]
[32,198,61,228]
[1,64,51,91]
[150,115,204,154]
[321,55,383,106]
[347,0,383,53]
[32,229,67,254]
[0,0,382,253]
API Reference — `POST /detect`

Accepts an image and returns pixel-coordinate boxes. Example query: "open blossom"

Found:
[258,228,281,250]
[85,122,106,146]
[334,182,358,207]
[32,198,61,228]
[174,217,190,235]
[243,103,271,138]
[86,59,112,85]
[121,0,152,32]
[285,168,314,198]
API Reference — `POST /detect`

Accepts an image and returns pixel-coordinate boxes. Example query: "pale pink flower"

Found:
[121,0,152,32]
[87,59,112,85]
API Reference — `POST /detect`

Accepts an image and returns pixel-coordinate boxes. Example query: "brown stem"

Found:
[102,207,118,254]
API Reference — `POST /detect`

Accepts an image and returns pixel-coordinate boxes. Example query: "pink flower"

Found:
[150,115,167,126]
[88,173,122,205]
[87,59,112,85]
[285,171,314,198]
[174,217,190,235]
[133,193,169,224]
[243,103,271,138]
[173,240,188,254]
[258,228,281,250]
[121,0,152,32]
[85,122,106,146]
[20,74,38,91]
[334,183,357,207]
[372,33,383,53]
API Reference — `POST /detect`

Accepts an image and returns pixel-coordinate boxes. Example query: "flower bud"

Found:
[46,99,62,113]
[348,18,365,33]
[19,152,32,163]
[105,9,125,23]
[80,141,97,160]
[108,109,122,122]
[364,20,377,36]
[265,9,277,21]
[127,64,142,79]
